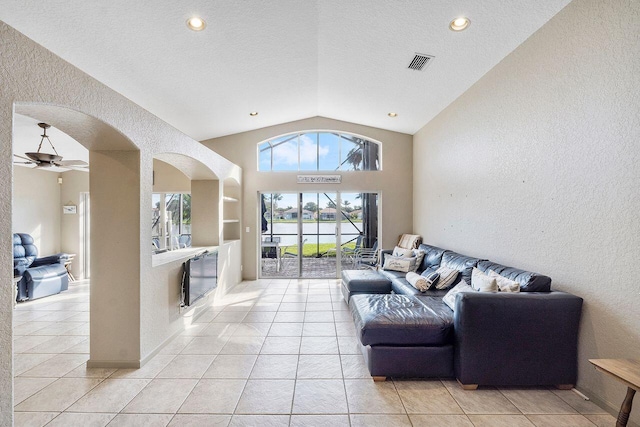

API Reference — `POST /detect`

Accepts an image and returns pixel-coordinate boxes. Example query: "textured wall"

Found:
[12,167,61,255]
[202,116,414,280]
[413,0,639,422]
[0,21,241,425]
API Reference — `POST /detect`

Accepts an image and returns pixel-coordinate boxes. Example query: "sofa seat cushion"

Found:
[379,269,406,281]
[477,260,551,292]
[350,294,454,346]
[341,269,391,293]
[390,278,420,296]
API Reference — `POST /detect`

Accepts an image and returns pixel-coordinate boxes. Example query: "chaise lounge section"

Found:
[344,243,583,389]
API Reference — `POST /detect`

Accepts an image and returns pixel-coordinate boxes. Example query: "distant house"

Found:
[319,208,337,220]
[283,208,314,220]
[350,209,363,219]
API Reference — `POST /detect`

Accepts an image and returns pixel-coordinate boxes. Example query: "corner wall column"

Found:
[88,150,141,367]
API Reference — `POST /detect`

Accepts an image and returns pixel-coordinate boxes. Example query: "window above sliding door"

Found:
[258,131,381,172]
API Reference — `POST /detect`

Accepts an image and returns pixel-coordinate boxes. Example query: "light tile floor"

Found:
[13,279,616,427]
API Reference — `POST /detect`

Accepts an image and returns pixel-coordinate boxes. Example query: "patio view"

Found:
[260,192,378,278]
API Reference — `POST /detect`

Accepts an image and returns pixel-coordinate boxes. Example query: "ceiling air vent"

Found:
[407,53,434,71]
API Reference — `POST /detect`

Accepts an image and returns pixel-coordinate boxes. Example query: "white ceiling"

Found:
[0,1,571,140]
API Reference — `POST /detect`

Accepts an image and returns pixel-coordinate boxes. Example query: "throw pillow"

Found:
[442,280,475,311]
[392,246,414,258]
[383,255,417,273]
[471,268,499,292]
[406,272,429,292]
[488,270,521,292]
[422,271,440,290]
[434,266,458,289]
[410,249,426,272]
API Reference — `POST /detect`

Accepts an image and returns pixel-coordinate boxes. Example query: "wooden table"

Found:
[589,359,640,427]
[64,253,77,282]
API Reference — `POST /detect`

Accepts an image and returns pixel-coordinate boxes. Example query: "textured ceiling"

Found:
[0,1,571,140]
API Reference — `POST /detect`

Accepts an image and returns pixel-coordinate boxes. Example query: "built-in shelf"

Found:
[223,180,241,241]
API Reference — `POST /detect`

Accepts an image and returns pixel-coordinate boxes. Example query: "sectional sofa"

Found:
[343,243,583,389]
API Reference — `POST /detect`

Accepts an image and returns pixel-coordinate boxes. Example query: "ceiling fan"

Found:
[13,122,89,170]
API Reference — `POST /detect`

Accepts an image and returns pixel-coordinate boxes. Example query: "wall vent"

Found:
[408,53,434,71]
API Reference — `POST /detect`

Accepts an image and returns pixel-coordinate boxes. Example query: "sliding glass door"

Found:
[260,192,378,279]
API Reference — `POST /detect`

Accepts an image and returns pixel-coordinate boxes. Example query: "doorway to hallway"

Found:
[259,192,378,279]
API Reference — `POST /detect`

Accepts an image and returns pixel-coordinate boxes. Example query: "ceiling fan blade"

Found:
[13,161,35,165]
[57,159,88,167]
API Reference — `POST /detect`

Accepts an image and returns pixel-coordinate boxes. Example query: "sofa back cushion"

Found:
[477,260,551,292]
[441,250,483,286]
[13,233,37,269]
[417,244,447,272]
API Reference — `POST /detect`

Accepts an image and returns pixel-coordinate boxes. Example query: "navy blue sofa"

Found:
[348,243,583,388]
[13,233,69,302]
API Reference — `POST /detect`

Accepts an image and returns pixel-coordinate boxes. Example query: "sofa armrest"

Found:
[31,253,65,267]
[379,249,393,266]
[453,291,583,387]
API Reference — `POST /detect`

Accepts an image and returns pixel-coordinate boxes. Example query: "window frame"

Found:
[257,130,382,172]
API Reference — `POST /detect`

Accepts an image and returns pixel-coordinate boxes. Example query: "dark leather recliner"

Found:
[13,233,69,302]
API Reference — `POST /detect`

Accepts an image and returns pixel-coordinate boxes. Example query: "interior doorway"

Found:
[260,191,379,278]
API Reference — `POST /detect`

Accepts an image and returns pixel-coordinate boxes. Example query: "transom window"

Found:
[258,132,380,172]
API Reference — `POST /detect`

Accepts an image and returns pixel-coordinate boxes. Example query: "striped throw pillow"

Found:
[434,266,459,290]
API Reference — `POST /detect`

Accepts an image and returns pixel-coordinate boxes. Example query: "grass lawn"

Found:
[281,242,356,257]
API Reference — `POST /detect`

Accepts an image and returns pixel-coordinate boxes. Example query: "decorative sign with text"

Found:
[297,175,342,184]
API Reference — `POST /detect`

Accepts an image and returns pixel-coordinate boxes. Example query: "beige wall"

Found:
[202,116,414,280]
[413,0,639,422]
[153,158,191,193]
[12,167,61,255]
[60,170,89,279]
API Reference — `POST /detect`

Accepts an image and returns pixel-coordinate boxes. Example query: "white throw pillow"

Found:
[406,272,429,292]
[488,270,521,292]
[383,255,416,273]
[434,266,459,289]
[443,280,475,311]
[393,246,414,258]
[471,268,499,292]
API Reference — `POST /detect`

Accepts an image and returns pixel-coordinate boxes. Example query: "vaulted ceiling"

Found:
[1,1,571,140]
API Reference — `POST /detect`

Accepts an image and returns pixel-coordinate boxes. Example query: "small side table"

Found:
[589,359,640,427]
[13,276,22,308]
[64,253,77,282]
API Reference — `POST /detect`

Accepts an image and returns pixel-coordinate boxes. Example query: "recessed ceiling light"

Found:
[187,16,206,31]
[249,112,258,116]
[388,112,398,118]
[449,17,470,31]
